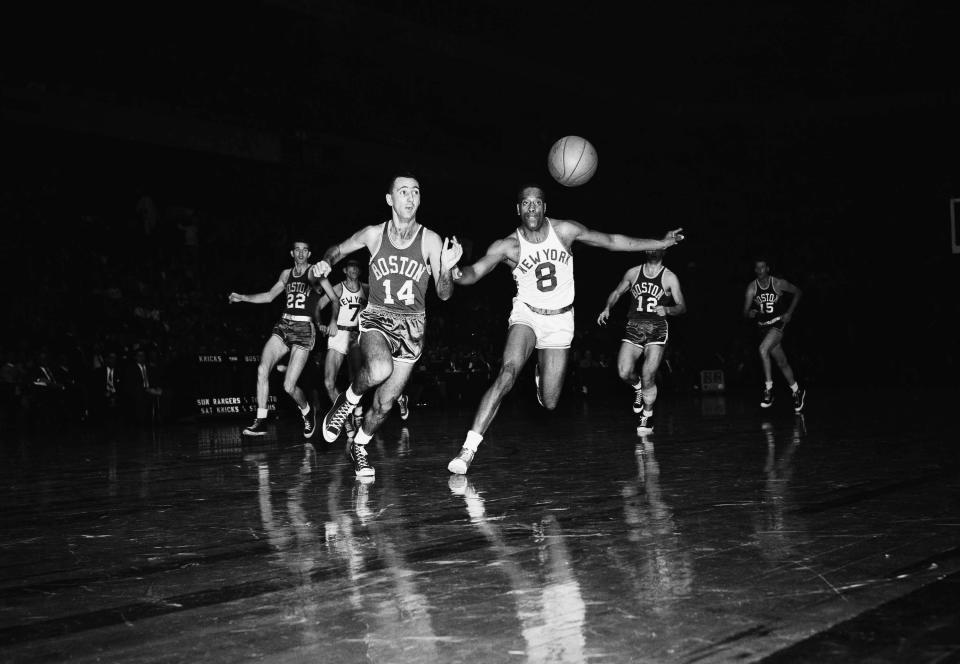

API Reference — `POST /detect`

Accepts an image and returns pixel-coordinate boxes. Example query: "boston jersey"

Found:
[629,265,668,321]
[368,223,429,314]
[282,265,315,318]
[336,283,367,329]
[753,279,783,324]
[512,219,575,310]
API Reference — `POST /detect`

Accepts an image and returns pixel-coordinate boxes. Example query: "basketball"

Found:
[547,136,598,187]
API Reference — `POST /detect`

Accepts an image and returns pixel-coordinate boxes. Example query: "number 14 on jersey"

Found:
[382,278,415,306]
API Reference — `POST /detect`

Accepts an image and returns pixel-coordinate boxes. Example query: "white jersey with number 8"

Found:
[511,219,575,310]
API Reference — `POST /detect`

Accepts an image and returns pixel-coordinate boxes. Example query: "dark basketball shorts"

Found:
[623,318,669,349]
[359,305,426,364]
[757,316,786,335]
[271,318,316,352]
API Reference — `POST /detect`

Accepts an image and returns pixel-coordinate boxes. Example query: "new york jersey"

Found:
[282,265,315,319]
[629,265,668,321]
[368,223,429,314]
[335,284,367,329]
[512,219,575,310]
[753,279,783,325]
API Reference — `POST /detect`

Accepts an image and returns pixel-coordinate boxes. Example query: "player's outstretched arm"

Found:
[452,237,511,286]
[559,220,684,252]
[311,225,379,279]
[598,267,638,325]
[228,270,288,304]
[424,231,462,301]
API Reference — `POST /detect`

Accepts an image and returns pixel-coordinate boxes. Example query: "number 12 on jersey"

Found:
[382,278,415,306]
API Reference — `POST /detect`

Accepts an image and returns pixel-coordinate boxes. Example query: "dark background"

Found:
[2,0,958,420]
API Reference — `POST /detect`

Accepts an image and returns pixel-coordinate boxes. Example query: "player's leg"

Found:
[472,324,536,433]
[535,347,569,410]
[758,328,779,407]
[637,344,665,433]
[284,345,317,438]
[448,325,536,474]
[770,339,805,412]
[617,341,645,413]
[244,334,287,435]
[323,349,346,404]
[347,360,415,477]
[322,330,394,443]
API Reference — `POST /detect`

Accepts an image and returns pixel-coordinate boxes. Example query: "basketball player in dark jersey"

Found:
[597,249,686,433]
[742,258,805,412]
[229,240,336,437]
[446,184,684,475]
[311,174,462,477]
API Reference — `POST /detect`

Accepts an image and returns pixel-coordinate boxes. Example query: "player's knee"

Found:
[257,363,272,381]
[497,362,522,388]
[617,366,634,383]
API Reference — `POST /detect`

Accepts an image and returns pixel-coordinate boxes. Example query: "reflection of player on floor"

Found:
[228,240,334,438]
[742,258,805,412]
[447,184,684,474]
[597,249,686,433]
[312,174,462,477]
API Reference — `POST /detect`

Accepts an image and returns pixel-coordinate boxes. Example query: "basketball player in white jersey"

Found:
[597,249,686,433]
[742,258,805,412]
[228,240,336,438]
[447,184,684,474]
[312,173,462,477]
[322,258,369,404]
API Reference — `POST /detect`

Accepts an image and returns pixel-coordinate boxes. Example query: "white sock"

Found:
[299,404,310,415]
[354,429,372,446]
[345,386,362,404]
[765,381,773,390]
[464,430,483,452]
[632,379,643,391]
[257,408,269,419]
[790,382,799,393]
[643,409,654,417]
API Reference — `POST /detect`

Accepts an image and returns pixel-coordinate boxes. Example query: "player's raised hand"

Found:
[311,261,332,279]
[665,228,685,245]
[441,236,463,270]
[597,308,611,326]
[228,292,244,304]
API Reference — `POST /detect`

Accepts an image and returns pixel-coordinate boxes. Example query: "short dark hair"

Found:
[387,172,420,194]
[517,183,546,205]
[291,239,311,251]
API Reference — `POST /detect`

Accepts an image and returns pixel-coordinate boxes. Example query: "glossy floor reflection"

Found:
[1,388,958,663]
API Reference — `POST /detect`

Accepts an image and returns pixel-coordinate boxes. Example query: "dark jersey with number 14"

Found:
[367,223,429,314]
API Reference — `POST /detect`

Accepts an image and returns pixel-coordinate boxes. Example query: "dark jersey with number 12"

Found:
[629,265,667,321]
